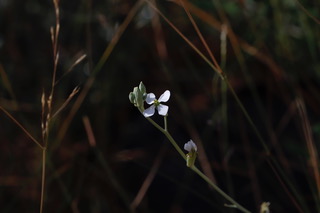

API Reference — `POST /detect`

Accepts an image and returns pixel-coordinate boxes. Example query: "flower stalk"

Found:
[129,82,251,213]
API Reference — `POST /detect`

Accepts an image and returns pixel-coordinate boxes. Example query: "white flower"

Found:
[143,90,170,117]
[184,140,197,152]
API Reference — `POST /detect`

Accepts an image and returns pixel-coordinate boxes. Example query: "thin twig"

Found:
[82,116,97,147]
[296,98,320,198]
[57,0,144,142]
[172,0,284,80]
[39,148,47,213]
[130,146,165,210]
[40,1,61,212]
[145,0,222,76]
[295,0,320,25]
[178,0,222,74]
[0,106,43,149]
[51,86,80,120]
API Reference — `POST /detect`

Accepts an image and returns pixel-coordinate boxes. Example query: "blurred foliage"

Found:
[0,0,320,212]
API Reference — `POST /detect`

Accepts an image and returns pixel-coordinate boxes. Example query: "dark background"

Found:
[0,0,320,212]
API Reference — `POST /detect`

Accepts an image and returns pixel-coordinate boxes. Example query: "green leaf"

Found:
[139,81,146,95]
[129,92,135,104]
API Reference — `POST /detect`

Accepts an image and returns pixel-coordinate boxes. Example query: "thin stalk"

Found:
[145,117,186,159]
[56,0,144,142]
[0,107,43,149]
[164,115,168,131]
[145,0,221,75]
[226,80,270,154]
[39,148,46,213]
[163,130,186,160]
[144,115,250,213]
[191,166,251,213]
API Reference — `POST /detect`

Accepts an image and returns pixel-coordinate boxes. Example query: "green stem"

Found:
[144,115,250,213]
[163,130,186,160]
[145,117,186,160]
[191,166,251,213]
[164,115,168,131]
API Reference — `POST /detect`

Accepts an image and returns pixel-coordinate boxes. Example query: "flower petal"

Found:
[158,90,170,103]
[146,93,156,104]
[143,105,155,117]
[184,140,197,152]
[157,104,168,116]
[184,143,192,152]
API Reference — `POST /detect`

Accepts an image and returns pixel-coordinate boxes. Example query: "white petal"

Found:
[157,104,168,116]
[184,140,197,152]
[143,105,155,117]
[158,90,170,103]
[146,93,156,104]
[184,143,192,152]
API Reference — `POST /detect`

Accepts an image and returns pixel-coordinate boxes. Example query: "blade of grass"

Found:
[56,0,144,143]
[145,0,222,76]
[172,0,284,80]
[40,0,61,212]
[296,98,320,199]
[150,0,168,60]
[178,0,222,74]
[0,64,18,109]
[0,106,43,149]
[295,0,320,25]
[82,116,133,212]
[130,146,165,210]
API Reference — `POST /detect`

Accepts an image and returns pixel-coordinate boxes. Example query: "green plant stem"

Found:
[145,117,186,160]
[191,166,251,213]
[164,115,168,131]
[144,115,250,213]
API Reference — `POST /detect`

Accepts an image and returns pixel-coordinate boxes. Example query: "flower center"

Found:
[153,99,160,107]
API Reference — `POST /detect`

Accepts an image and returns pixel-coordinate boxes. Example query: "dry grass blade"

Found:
[178,0,222,74]
[68,54,87,72]
[295,0,320,25]
[266,159,305,213]
[130,146,165,210]
[82,115,96,147]
[150,0,168,60]
[57,0,144,141]
[145,0,221,75]
[82,117,133,211]
[55,53,87,86]
[51,86,80,119]
[41,91,46,142]
[50,0,60,99]
[52,0,60,58]
[220,24,228,67]
[172,0,284,80]
[40,1,61,212]
[0,106,43,149]
[187,127,217,184]
[0,64,18,109]
[296,98,320,197]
